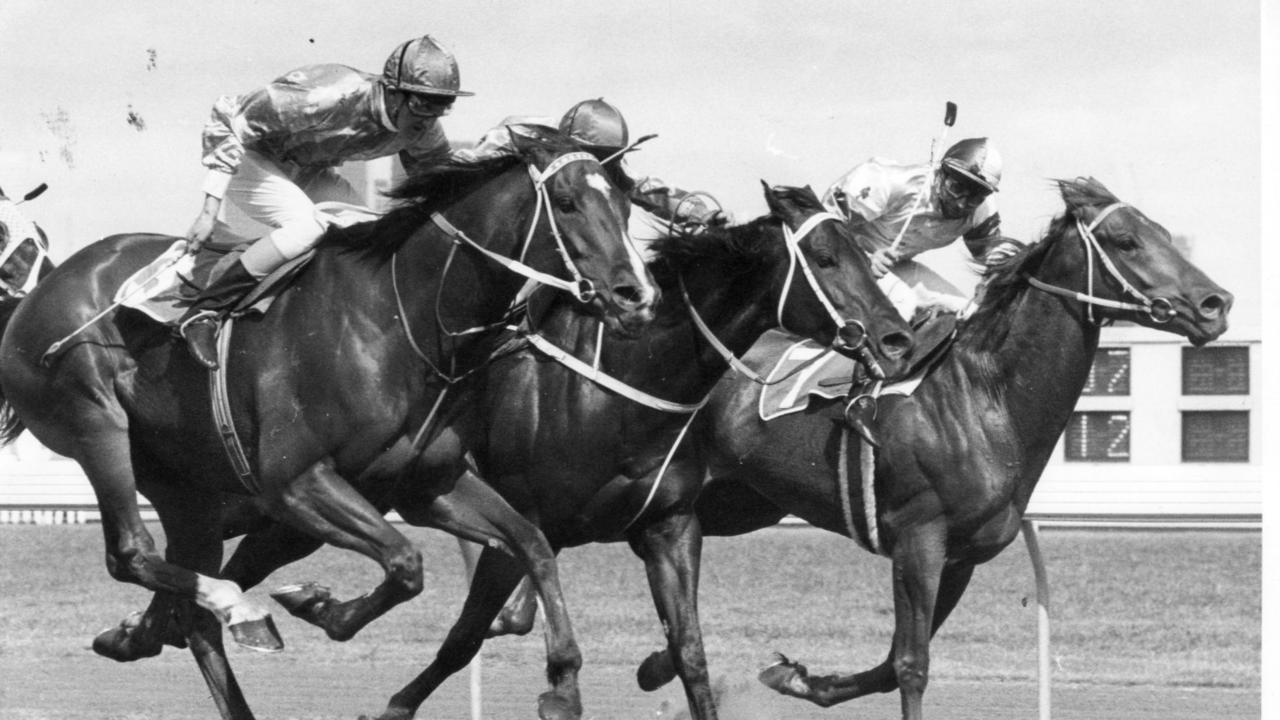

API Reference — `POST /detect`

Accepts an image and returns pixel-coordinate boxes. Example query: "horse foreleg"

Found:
[92,592,186,661]
[885,516,948,720]
[459,540,538,637]
[154,482,261,719]
[72,429,264,635]
[264,461,423,642]
[373,546,528,720]
[392,471,583,720]
[222,521,326,592]
[182,600,257,720]
[758,561,975,708]
[630,510,718,720]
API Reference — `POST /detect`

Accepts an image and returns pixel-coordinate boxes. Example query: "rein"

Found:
[1026,202,1176,324]
[391,151,606,383]
[683,211,882,383]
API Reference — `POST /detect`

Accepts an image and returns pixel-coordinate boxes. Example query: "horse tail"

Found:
[0,295,27,446]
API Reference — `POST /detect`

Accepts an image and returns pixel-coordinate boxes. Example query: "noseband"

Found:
[1026,202,1176,325]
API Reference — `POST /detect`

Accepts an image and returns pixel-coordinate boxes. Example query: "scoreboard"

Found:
[1066,342,1253,464]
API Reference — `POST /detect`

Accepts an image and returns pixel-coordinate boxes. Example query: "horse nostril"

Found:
[1199,293,1231,320]
[612,284,655,309]
[881,331,913,359]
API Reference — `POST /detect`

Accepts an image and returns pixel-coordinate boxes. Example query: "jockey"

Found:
[822,138,1024,322]
[179,34,473,369]
[0,185,49,298]
[456,98,728,248]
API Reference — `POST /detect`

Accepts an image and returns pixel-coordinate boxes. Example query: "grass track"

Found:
[0,523,1260,719]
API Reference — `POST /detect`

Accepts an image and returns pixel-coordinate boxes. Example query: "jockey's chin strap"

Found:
[1026,202,1176,325]
[682,210,884,384]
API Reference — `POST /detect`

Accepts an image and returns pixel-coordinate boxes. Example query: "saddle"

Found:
[756,309,958,422]
[115,201,380,325]
[114,239,313,326]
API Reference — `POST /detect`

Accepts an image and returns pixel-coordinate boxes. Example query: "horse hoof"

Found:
[536,692,580,720]
[636,650,677,691]
[758,655,811,697]
[271,582,332,619]
[91,613,163,662]
[229,615,284,652]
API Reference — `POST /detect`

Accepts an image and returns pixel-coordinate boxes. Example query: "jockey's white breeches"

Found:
[224,151,362,277]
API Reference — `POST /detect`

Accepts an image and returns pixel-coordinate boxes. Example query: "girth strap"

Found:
[209,317,259,494]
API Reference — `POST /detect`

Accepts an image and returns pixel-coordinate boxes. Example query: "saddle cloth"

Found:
[114,202,380,325]
[755,329,931,422]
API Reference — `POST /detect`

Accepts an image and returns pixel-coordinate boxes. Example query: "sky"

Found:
[0,0,1263,329]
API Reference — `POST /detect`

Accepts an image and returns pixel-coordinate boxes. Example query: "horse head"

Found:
[1026,177,1231,346]
[509,126,658,338]
[761,182,913,379]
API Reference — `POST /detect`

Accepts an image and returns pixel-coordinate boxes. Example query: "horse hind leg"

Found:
[759,560,975,710]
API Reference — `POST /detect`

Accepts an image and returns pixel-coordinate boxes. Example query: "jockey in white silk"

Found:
[822,138,1023,320]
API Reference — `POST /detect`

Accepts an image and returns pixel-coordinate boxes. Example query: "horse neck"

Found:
[954,269,1102,480]
[684,258,781,359]
[399,169,538,329]
[533,232,781,403]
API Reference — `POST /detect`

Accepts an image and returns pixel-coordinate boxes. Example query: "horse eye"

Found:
[1110,233,1138,251]
[814,252,837,268]
[555,196,576,213]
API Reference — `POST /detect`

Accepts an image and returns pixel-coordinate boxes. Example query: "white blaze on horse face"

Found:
[585,169,652,299]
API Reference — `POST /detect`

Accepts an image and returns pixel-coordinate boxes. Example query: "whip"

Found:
[889,101,957,253]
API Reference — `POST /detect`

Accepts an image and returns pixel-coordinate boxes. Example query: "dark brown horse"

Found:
[633,177,1232,720]
[356,183,914,720]
[0,129,656,720]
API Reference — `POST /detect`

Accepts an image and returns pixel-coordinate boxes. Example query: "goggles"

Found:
[403,92,455,118]
[939,172,992,206]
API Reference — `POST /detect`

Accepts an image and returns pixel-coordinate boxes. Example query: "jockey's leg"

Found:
[178,152,326,370]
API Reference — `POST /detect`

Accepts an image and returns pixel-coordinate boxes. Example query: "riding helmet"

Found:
[940,138,1002,193]
[383,35,474,96]
[559,98,629,152]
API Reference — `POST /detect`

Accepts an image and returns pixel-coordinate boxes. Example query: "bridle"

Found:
[1026,202,1176,325]
[392,150,619,381]
[682,210,887,383]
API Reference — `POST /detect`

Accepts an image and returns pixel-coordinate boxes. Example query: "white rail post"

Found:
[1022,519,1051,720]
[457,538,484,720]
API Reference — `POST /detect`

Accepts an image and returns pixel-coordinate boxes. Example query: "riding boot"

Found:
[178,259,259,370]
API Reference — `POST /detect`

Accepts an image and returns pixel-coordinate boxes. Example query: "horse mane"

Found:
[647,184,824,284]
[960,177,1120,348]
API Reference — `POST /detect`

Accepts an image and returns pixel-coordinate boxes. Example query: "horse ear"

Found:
[761,180,782,214]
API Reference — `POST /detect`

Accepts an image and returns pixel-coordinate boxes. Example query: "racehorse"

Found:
[0,128,656,720]
[631,177,1232,720]
[357,183,913,720]
[104,182,915,720]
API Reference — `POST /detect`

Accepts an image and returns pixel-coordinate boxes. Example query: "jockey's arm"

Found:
[630,177,728,227]
[961,212,1025,267]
